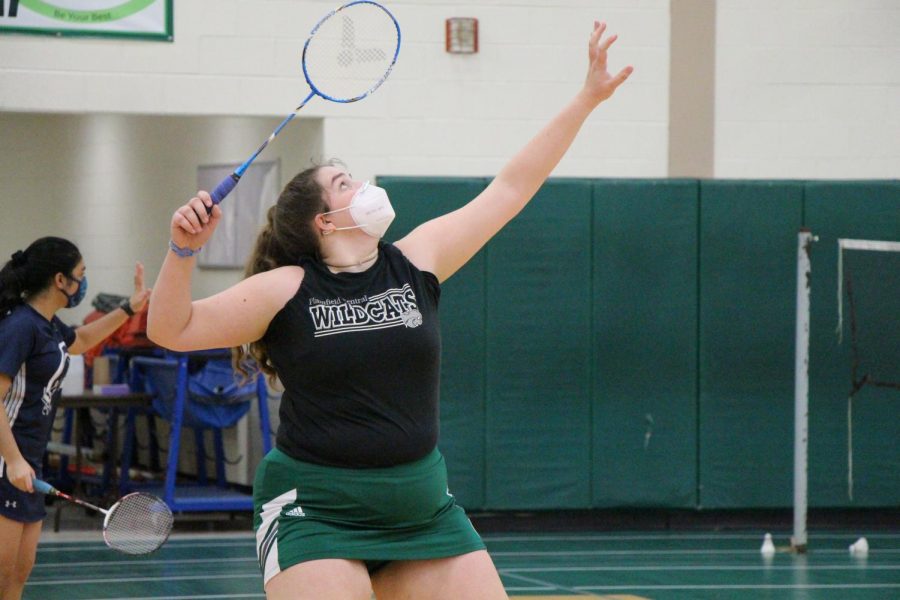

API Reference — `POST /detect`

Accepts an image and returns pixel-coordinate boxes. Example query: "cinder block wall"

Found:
[715,0,900,178]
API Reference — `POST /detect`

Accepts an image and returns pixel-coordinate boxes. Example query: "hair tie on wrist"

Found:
[10,250,26,267]
[169,239,201,258]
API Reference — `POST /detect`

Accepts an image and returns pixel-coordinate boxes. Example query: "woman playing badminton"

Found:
[149,21,632,600]
[0,237,150,600]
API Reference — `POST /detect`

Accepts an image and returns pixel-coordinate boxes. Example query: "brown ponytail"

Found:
[232,162,336,383]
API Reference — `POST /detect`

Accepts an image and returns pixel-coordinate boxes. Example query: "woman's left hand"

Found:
[581,20,633,107]
[128,262,151,313]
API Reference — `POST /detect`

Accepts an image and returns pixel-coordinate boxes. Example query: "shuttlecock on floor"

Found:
[849,537,869,556]
[760,533,775,556]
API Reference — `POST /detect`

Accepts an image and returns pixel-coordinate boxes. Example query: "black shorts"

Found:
[0,470,46,523]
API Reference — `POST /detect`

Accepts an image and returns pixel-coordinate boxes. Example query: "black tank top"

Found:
[265,242,442,468]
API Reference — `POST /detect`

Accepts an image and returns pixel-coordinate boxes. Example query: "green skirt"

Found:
[253,447,485,584]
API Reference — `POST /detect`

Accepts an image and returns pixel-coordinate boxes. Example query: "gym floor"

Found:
[27,513,900,599]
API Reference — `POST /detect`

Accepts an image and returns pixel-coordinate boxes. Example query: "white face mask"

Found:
[322,181,396,239]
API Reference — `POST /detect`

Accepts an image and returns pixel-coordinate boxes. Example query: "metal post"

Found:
[792,229,816,553]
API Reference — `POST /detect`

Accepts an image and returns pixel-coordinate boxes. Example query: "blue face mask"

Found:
[63,274,88,308]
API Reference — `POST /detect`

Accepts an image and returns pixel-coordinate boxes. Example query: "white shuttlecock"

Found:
[849,537,869,556]
[760,532,775,555]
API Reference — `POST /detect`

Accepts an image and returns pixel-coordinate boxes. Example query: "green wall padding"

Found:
[484,180,594,508]
[804,181,900,506]
[698,181,804,508]
[380,176,490,509]
[379,175,898,511]
[591,179,699,508]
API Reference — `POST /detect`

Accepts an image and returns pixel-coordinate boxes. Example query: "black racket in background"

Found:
[34,478,173,555]
[209,0,401,206]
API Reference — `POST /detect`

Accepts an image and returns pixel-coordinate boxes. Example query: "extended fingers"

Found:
[598,32,618,54]
[612,65,634,88]
[588,21,605,55]
[591,21,606,42]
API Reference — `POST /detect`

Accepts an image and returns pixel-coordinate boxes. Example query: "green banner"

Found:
[0,0,173,41]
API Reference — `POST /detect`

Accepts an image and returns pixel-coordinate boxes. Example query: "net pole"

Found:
[792,229,816,553]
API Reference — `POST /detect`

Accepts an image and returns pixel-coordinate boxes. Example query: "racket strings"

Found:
[305,3,399,101]
[104,493,174,555]
[337,16,387,66]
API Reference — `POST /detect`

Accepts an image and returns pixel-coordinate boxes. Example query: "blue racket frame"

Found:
[210,1,401,205]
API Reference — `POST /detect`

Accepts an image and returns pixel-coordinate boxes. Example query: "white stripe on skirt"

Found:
[256,488,298,585]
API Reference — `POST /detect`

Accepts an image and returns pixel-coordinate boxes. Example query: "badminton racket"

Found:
[33,478,173,555]
[209,0,401,207]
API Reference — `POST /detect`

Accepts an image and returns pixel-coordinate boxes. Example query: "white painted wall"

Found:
[0,0,668,180]
[0,0,897,326]
[0,112,321,324]
[716,0,900,178]
[0,0,666,326]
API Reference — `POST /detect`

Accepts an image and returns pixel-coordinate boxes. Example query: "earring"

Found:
[322,229,332,236]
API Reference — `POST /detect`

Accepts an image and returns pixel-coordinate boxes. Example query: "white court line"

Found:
[37,531,255,543]
[503,564,900,572]
[37,540,254,552]
[168,532,254,539]
[576,583,900,591]
[492,549,900,557]
[33,557,256,569]
[32,559,900,572]
[27,573,259,586]
[483,532,900,542]
[82,596,263,600]
[38,532,900,549]
[44,537,254,546]
[501,570,589,596]
[31,557,900,572]
[40,533,253,545]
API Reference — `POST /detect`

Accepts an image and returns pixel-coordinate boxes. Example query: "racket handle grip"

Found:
[209,173,241,211]
[32,479,54,494]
